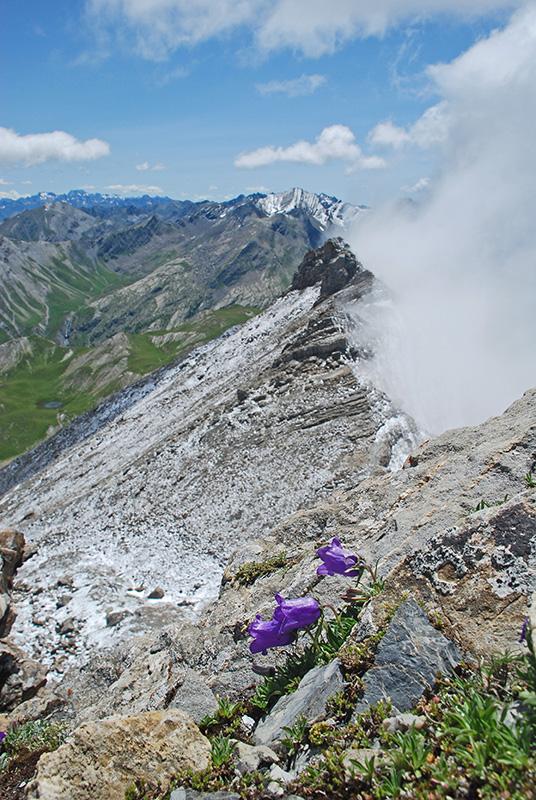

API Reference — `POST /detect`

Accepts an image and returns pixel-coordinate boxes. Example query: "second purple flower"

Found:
[316,536,362,577]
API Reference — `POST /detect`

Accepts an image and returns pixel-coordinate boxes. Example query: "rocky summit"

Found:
[0,238,534,800]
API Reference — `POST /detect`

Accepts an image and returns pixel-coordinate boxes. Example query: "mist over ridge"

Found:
[343,4,536,435]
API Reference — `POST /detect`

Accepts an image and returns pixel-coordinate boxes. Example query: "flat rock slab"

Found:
[27,709,211,800]
[354,599,461,715]
[254,659,344,746]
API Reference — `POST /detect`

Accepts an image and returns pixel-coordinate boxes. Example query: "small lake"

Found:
[38,400,64,409]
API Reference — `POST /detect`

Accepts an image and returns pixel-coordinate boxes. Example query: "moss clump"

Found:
[232,552,289,587]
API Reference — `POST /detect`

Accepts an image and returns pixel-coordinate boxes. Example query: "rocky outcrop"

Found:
[0,528,25,636]
[27,709,211,800]
[0,639,46,711]
[353,599,461,715]
[290,238,373,302]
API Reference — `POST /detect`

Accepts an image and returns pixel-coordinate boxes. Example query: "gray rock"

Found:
[354,599,461,715]
[0,639,47,711]
[168,667,218,723]
[170,791,240,800]
[382,712,427,733]
[254,659,344,746]
[234,740,279,774]
[106,610,131,627]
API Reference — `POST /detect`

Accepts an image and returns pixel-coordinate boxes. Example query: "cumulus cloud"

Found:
[106,183,165,195]
[235,124,386,170]
[0,127,110,166]
[136,161,165,171]
[256,73,326,97]
[346,4,536,434]
[369,103,450,150]
[85,0,525,59]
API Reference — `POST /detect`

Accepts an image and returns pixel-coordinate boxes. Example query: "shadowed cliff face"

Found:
[0,239,417,673]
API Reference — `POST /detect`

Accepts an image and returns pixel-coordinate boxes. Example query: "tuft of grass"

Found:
[469,494,510,514]
[524,471,536,488]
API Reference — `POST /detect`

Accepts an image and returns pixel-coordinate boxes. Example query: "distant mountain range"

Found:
[0,187,363,461]
[0,186,364,225]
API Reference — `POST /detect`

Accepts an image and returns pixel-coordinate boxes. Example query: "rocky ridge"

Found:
[0,238,534,799]
[0,239,417,673]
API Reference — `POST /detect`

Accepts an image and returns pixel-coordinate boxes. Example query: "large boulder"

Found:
[27,709,211,800]
[353,600,461,715]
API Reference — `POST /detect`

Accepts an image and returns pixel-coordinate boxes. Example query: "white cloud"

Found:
[369,120,411,149]
[86,0,261,60]
[348,4,536,434]
[136,161,166,171]
[0,178,12,185]
[0,127,110,166]
[256,73,326,97]
[402,176,430,193]
[85,0,525,59]
[369,103,450,150]
[0,189,23,200]
[105,183,165,195]
[235,124,386,170]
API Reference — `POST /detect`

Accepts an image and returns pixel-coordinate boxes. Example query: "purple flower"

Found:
[248,594,321,654]
[248,614,296,654]
[519,616,530,644]
[0,731,6,743]
[273,593,322,632]
[316,537,362,577]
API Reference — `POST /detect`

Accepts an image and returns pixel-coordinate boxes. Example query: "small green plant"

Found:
[470,494,509,513]
[281,715,309,765]
[0,719,65,771]
[199,695,244,736]
[525,471,536,488]
[210,735,236,768]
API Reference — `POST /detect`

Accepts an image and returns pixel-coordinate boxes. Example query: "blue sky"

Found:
[0,0,520,205]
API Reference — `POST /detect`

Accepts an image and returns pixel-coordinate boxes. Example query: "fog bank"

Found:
[346,5,536,434]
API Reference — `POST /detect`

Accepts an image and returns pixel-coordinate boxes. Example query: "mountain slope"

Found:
[0,189,364,462]
[0,240,417,668]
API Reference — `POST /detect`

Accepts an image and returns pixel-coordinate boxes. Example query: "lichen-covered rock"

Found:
[354,600,461,715]
[27,709,210,800]
[254,659,344,746]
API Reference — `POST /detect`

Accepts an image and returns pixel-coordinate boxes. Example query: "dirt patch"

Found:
[0,749,44,800]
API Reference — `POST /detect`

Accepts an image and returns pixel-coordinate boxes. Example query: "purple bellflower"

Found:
[519,616,530,644]
[248,614,296,654]
[316,537,362,577]
[248,593,322,654]
[0,731,6,744]
[273,593,322,632]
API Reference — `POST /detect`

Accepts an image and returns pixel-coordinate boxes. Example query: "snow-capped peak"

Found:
[255,187,363,230]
